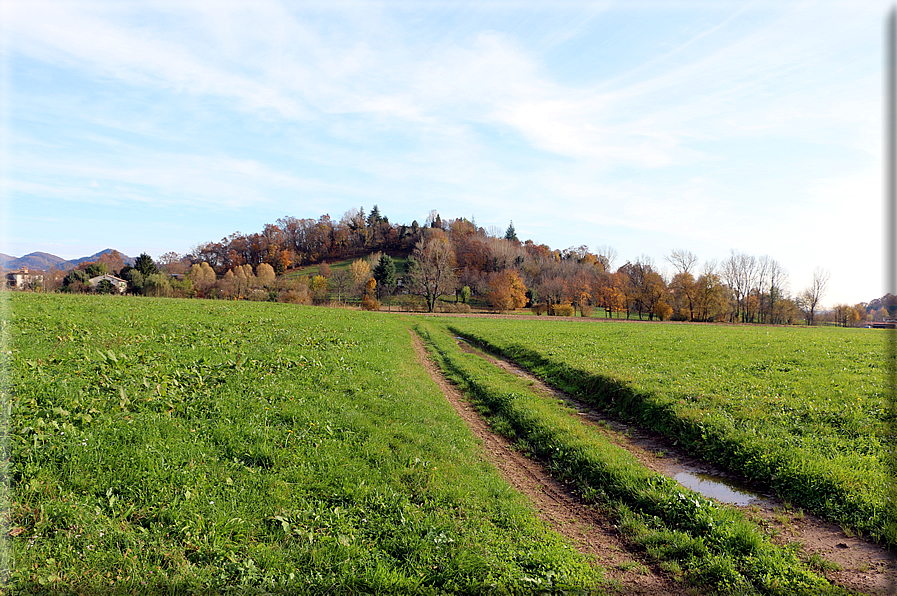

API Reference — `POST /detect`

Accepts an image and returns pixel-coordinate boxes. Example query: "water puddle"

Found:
[672,471,764,506]
[453,334,775,508]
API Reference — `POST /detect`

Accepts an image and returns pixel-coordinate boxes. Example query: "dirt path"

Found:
[450,335,897,596]
[409,330,692,595]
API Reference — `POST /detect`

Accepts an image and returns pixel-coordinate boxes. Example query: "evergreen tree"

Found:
[504,221,518,242]
[367,204,382,227]
[373,254,397,299]
[134,253,158,276]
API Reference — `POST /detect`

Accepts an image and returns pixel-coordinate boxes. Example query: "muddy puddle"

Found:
[454,336,762,506]
[453,335,897,594]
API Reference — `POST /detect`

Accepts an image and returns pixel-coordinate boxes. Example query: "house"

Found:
[6,267,44,290]
[89,274,128,294]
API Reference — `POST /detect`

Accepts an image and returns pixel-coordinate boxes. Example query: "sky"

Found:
[0,0,891,307]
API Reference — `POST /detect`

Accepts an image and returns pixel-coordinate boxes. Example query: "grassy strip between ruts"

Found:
[412,319,847,595]
[438,318,893,545]
[6,293,602,594]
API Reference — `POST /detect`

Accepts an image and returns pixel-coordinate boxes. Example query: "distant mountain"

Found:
[0,249,134,271]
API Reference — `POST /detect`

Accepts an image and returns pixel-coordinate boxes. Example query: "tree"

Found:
[665,248,698,275]
[83,262,109,278]
[256,263,276,286]
[594,245,618,273]
[797,267,829,325]
[187,262,216,297]
[122,269,145,294]
[94,279,115,294]
[62,269,90,293]
[330,270,351,303]
[504,221,518,243]
[372,254,397,300]
[310,275,329,302]
[349,259,372,299]
[408,232,457,313]
[144,273,171,297]
[134,253,159,276]
[485,270,527,312]
[722,250,757,323]
[669,271,698,321]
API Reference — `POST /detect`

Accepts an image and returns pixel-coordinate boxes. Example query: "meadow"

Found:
[4,293,600,593]
[413,319,844,594]
[437,317,894,544]
[3,293,883,594]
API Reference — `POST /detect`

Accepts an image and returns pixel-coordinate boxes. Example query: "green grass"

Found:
[5,293,601,594]
[413,319,846,595]
[286,254,413,280]
[435,316,895,544]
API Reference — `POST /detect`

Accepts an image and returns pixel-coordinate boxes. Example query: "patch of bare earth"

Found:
[453,335,897,596]
[409,330,692,595]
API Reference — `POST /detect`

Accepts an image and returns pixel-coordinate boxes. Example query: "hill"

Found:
[0,249,133,271]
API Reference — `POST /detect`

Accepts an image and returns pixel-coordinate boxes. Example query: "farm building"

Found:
[5,267,44,290]
[89,273,128,293]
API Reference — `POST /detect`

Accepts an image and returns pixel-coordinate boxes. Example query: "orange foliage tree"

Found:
[486,270,527,312]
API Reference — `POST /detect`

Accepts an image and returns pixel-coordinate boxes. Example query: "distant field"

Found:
[438,317,894,543]
[5,293,598,593]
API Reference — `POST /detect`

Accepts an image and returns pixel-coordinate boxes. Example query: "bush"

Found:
[531,304,548,316]
[579,304,594,318]
[440,303,471,314]
[550,303,575,317]
[278,289,309,304]
[394,295,427,312]
[361,296,381,311]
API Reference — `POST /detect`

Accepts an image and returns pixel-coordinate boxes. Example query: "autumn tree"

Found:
[407,231,457,313]
[349,259,372,299]
[187,262,217,297]
[158,252,189,277]
[310,275,329,302]
[98,250,127,275]
[256,263,276,287]
[486,270,527,312]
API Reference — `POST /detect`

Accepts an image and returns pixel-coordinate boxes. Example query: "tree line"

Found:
[36,205,874,326]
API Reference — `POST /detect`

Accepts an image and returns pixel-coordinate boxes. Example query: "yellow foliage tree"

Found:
[486,270,527,312]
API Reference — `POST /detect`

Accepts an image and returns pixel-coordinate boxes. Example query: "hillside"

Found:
[0,249,133,271]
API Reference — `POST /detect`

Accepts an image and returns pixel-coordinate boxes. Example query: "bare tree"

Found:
[408,232,457,312]
[594,245,618,273]
[665,248,699,275]
[722,250,757,322]
[797,267,829,325]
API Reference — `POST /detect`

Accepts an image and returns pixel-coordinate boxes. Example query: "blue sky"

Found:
[1,0,889,306]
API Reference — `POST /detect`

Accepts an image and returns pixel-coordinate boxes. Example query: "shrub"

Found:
[278,289,309,304]
[551,303,575,317]
[579,304,594,318]
[361,296,381,311]
[531,304,548,316]
[440,303,471,314]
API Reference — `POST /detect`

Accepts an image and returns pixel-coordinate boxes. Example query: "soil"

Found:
[445,333,897,596]
[410,330,695,595]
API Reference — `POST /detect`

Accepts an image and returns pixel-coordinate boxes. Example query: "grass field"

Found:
[413,319,843,594]
[437,317,894,544]
[4,293,886,594]
[4,293,599,593]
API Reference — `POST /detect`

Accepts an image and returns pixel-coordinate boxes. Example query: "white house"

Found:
[89,274,128,294]
[5,268,44,290]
